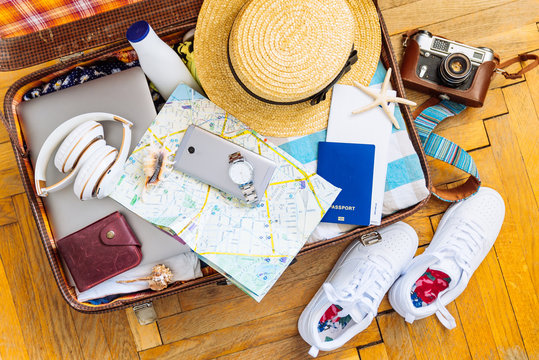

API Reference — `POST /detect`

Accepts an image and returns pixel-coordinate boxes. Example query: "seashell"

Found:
[143,141,174,192]
[116,264,174,291]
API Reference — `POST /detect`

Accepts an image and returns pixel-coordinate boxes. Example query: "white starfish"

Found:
[351,68,416,130]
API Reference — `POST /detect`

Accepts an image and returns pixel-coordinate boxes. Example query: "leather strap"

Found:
[413,98,481,202]
[496,53,539,79]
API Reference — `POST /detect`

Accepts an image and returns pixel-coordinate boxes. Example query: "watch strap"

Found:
[229,151,243,163]
[240,182,258,203]
[229,151,258,203]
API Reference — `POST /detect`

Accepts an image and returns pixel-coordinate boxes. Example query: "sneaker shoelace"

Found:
[322,254,393,323]
[405,219,485,329]
[438,219,485,274]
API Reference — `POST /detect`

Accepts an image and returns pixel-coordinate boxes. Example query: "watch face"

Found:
[229,161,254,185]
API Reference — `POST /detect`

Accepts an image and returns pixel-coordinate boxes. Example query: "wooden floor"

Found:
[1,0,538,359]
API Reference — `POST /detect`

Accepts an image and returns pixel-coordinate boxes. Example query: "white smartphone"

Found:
[174,125,277,202]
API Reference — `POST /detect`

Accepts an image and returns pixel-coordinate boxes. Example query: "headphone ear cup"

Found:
[54,121,104,173]
[73,144,118,200]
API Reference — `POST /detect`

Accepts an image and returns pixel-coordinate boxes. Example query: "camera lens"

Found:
[439,53,472,87]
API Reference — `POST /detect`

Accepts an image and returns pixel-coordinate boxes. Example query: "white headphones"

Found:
[34,112,133,200]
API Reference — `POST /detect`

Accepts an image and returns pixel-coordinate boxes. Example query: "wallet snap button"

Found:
[106,230,115,239]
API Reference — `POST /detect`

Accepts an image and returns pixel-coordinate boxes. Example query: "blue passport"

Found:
[317,141,375,226]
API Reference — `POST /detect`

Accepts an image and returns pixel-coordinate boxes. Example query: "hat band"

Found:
[227,47,358,106]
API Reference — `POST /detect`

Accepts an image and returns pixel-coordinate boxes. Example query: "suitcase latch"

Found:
[133,302,157,325]
[360,231,382,246]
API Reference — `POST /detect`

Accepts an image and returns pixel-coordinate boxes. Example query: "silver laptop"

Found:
[17,67,191,265]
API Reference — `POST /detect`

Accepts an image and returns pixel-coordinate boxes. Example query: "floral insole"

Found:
[411,268,451,308]
[318,304,354,342]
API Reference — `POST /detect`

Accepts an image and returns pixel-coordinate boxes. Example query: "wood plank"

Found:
[0,196,17,225]
[404,217,434,247]
[431,302,472,360]
[462,146,528,359]
[163,272,331,343]
[125,308,162,351]
[0,223,65,359]
[0,127,8,144]
[524,65,539,118]
[0,254,30,360]
[388,0,539,59]
[434,88,508,132]
[70,311,113,360]
[465,126,539,358]
[485,114,539,289]
[0,142,17,169]
[383,0,515,35]
[318,348,359,360]
[11,194,84,359]
[142,307,303,360]
[502,81,539,208]
[406,315,449,360]
[378,312,417,360]
[100,311,139,360]
[142,308,379,360]
[153,294,182,318]
[0,166,25,198]
[379,0,421,11]
[428,147,528,359]
[214,323,380,360]
[436,120,490,152]
[455,276,500,360]
[359,342,390,360]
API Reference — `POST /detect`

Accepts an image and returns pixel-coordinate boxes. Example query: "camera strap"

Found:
[413,98,481,203]
[495,53,538,79]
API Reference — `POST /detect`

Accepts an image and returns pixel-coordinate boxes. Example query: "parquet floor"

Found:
[1,0,538,359]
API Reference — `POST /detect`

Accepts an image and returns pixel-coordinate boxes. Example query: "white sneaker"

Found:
[298,222,418,357]
[389,187,505,329]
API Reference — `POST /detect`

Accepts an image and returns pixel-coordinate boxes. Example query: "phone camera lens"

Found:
[439,53,472,87]
[188,146,195,154]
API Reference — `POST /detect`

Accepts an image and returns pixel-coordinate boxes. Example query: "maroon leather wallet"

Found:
[56,211,142,292]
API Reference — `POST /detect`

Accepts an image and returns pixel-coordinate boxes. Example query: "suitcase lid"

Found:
[0,0,203,71]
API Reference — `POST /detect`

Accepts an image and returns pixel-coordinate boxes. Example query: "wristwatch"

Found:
[228,151,258,203]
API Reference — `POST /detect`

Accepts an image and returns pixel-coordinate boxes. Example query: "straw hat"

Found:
[195,0,381,137]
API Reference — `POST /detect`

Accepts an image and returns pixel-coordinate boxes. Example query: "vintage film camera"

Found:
[401,30,499,107]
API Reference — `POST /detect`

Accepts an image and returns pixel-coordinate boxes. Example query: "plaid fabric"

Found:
[0,0,143,38]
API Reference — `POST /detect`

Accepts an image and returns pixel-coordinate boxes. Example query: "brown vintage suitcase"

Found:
[0,0,431,314]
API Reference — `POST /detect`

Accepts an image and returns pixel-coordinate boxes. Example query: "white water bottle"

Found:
[126,21,204,99]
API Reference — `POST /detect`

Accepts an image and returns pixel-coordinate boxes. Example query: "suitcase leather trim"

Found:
[2,1,431,313]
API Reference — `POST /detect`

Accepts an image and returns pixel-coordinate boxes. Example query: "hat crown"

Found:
[228,0,355,103]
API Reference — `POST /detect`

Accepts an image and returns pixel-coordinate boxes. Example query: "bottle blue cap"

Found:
[126,20,150,43]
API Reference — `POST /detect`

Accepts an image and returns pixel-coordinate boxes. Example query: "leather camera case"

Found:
[400,37,499,107]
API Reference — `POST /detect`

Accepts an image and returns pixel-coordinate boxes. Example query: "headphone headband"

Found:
[35,112,133,198]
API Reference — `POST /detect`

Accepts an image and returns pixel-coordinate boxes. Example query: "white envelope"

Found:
[327,84,395,225]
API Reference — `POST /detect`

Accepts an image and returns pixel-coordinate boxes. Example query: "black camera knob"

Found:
[418,30,432,37]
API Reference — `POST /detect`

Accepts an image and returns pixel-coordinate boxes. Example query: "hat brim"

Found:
[195,0,381,137]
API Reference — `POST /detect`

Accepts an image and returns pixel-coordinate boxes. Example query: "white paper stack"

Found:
[327,84,395,225]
